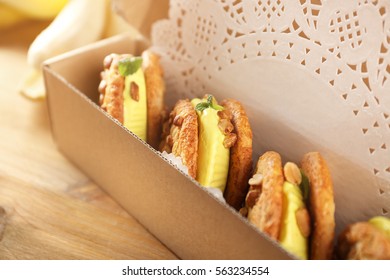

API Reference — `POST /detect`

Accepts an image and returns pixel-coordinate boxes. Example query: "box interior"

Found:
[43,34,293,259]
[148,0,390,236]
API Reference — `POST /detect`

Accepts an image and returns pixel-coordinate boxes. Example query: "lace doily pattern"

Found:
[152,0,390,217]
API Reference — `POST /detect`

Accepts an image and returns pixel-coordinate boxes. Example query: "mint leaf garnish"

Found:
[194,94,224,112]
[195,102,209,112]
[206,95,213,105]
[118,56,143,76]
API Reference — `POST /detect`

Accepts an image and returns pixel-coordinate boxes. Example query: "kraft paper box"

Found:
[43,0,390,259]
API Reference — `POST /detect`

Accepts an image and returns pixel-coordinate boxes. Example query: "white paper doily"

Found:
[151,0,390,227]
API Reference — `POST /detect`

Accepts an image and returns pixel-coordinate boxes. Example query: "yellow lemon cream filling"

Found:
[279,181,308,259]
[123,67,147,141]
[369,216,390,240]
[191,97,229,193]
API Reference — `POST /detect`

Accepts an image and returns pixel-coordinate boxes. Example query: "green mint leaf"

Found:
[195,102,209,112]
[118,56,143,76]
[207,94,224,111]
[299,169,310,201]
[207,95,213,105]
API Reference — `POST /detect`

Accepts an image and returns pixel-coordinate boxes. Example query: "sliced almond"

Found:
[223,133,237,148]
[295,207,311,238]
[130,81,139,101]
[173,115,183,126]
[103,54,114,69]
[284,162,302,185]
[217,109,231,120]
[218,118,234,135]
[248,173,263,186]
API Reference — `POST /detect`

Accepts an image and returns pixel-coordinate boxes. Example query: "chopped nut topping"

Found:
[98,79,106,95]
[248,173,263,186]
[295,207,311,238]
[284,162,302,185]
[223,133,237,148]
[239,207,248,218]
[245,189,260,208]
[217,110,231,120]
[216,109,236,148]
[103,54,114,69]
[130,81,139,101]
[218,119,234,135]
[173,115,184,126]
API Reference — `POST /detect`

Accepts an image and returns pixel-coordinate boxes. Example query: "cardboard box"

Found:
[43,33,291,259]
[44,0,390,259]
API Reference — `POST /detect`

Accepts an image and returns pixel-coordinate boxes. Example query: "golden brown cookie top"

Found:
[98,53,132,123]
[301,152,335,260]
[142,51,166,149]
[99,52,166,148]
[159,99,198,179]
[337,222,390,260]
[246,151,284,240]
[221,98,253,210]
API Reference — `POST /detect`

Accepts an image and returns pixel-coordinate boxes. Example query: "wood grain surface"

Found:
[0,21,177,260]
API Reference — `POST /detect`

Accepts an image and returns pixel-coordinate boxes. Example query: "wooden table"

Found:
[0,21,177,260]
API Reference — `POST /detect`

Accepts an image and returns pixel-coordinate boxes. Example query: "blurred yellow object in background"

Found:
[27,0,106,70]
[20,0,107,100]
[0,4,27,29]
[0,0,68,20]
[16,0,144,100]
